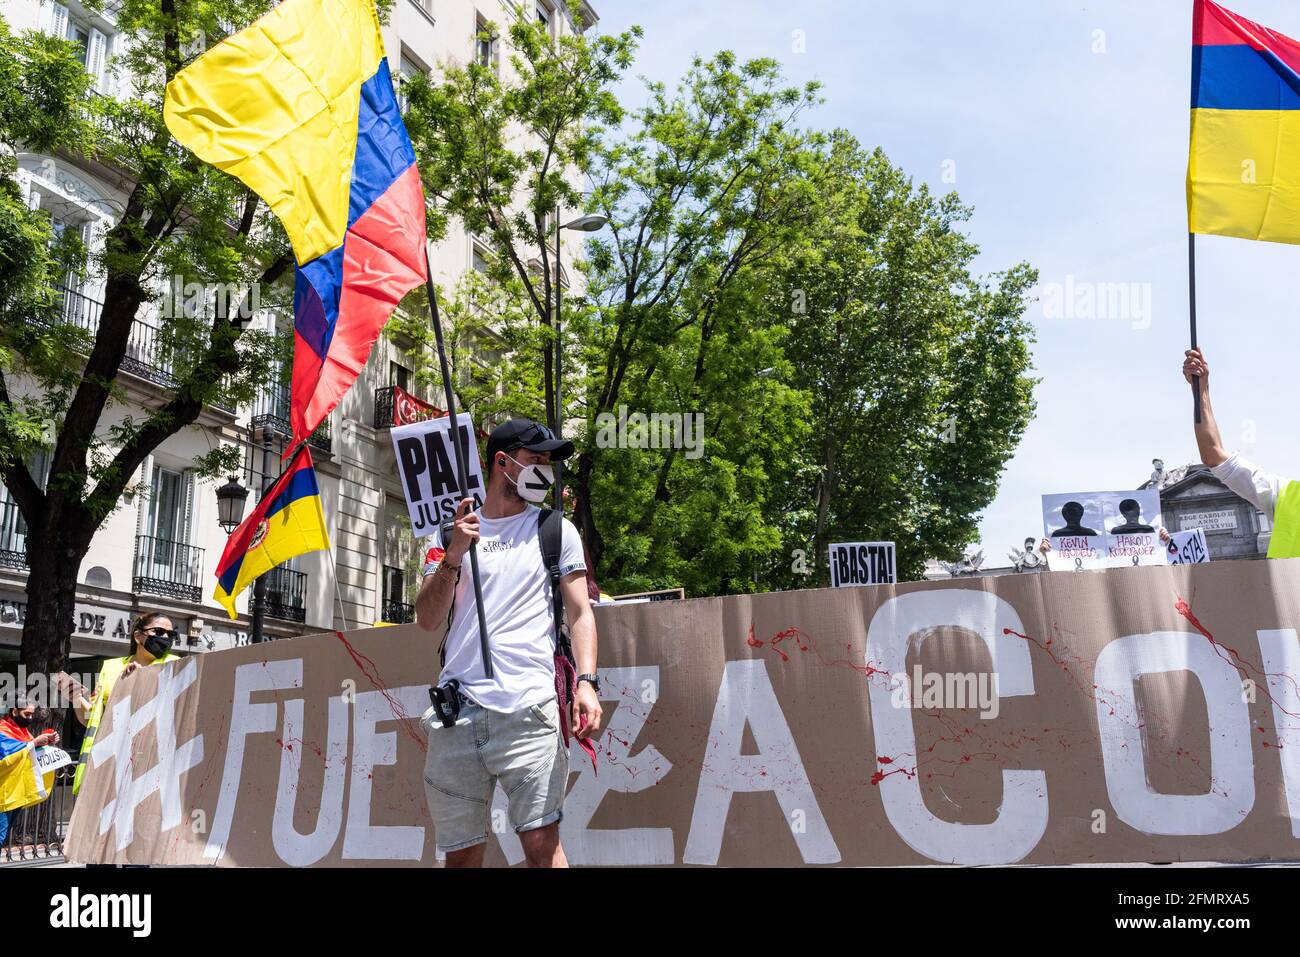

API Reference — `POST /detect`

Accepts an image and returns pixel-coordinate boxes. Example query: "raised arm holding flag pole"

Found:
[1182,0,1300,558]
[1187,0,1300,418]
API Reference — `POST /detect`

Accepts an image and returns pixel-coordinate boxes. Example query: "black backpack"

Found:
[437,507,575,668]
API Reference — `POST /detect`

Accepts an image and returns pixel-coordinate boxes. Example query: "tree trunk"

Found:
[812,429,837,588]
[19,518,92,676]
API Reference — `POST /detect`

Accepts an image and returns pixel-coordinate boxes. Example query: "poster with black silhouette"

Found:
[1042,490,1164,571]
[829,541,896,587]
[1101,489,1164,567]
[391,412,484,536]
[1167,528,1211,565]
[1041,492,1107,570]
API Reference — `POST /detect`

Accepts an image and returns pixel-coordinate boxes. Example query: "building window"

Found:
[48,4,110,93]
[398,51,425,113]
[389,361,409,391]
[471,242,492,276]
[149,467,185,544]
[536,0,555,38]
[474,13,497,71]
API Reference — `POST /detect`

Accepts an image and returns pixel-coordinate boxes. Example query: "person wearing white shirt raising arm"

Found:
[1184,348,1299,557]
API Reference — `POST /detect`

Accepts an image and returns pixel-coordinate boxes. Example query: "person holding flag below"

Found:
[1182,1,1300,558]
[0,694,61,848]
[1182,348,1299,557]
[416,419,602,868]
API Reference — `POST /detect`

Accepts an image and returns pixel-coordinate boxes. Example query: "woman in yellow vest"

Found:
[1185,348,1298,557]
[72,612,182,795]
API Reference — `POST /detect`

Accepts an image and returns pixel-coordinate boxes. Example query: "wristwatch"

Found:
[577,673,601,693]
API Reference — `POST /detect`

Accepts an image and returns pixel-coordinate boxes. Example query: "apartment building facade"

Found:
[0,0,597,663]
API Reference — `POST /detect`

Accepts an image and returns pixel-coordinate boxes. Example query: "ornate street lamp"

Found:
[215,475,249,535]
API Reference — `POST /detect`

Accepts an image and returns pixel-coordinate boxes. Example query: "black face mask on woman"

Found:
[9,712,33,729]
[140,629,176,658]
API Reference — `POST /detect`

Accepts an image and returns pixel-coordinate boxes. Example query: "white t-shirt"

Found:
[1211,451,1288,521]
[422,504,586,713]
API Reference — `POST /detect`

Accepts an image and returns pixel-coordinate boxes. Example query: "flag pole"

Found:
[1188,231,1202,424]
[422,241,493,679]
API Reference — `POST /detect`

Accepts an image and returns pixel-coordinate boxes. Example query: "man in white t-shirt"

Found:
[415,418,601,868]
[1183,348,1291,525]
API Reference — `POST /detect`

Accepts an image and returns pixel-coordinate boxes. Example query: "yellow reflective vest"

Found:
[1269,481,1300,560]
[73,652,179,794]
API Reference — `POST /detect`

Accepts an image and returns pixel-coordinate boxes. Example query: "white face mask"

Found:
[503,453,555,503]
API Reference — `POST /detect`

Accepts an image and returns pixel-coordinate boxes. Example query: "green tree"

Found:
[763,132,1038,587]
[0,5,292,674]
[403,16,638,436]
[575,52,821,588]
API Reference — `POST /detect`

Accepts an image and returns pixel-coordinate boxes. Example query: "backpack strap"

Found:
[537,507,574,662]
[436,518,458,669]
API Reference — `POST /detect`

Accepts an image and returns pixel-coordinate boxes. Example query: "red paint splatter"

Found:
[333,631,426,750]
[1174,595,1300,718]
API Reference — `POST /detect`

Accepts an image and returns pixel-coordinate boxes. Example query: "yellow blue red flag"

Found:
[1189,0,1300,243]
[0,738,55,813]
[163,0,427,449]
[213,445,330,619]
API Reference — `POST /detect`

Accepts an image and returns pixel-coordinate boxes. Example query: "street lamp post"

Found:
[249,426,274,643]
[214,427,274,644]
[552,209,608,511]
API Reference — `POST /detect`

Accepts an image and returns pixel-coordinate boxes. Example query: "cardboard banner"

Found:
[390,412,484,536]
[830,541,896,586]
[1043,489,1164,570]
[66,559,1300,866]
[1167,528,1211,565]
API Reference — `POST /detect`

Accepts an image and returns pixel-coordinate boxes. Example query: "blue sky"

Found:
[594,0,1300,564]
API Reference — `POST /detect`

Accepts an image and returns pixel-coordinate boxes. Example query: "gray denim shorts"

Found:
[420,695,569,854]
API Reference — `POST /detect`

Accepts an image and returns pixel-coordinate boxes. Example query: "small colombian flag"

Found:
[1190,0,1300,243]
[213,445,330,619]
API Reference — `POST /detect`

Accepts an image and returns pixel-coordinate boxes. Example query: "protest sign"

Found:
[1167,528,1211,565]
[390,413,483,536]
[1043,489,1164,570]
[829,541,896,586]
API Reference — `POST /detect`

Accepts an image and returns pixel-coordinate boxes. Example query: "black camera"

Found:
[428,679,462,728]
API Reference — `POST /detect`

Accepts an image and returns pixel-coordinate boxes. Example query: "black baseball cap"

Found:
[486,418,575,466]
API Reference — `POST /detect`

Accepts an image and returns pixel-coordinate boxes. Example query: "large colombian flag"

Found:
[163,0,427,449]
[1190,0,1300,243]
[213,445,330,618]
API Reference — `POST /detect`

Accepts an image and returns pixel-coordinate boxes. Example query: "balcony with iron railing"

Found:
[263,566,307,623]
[251,383,333,455]
[382,598,414,624]
[133,535,205,603]
[374,384,445,429]
[374,384,397,428]
[0,499,29,570]
[52,284,181,389]
[46,285,236,409]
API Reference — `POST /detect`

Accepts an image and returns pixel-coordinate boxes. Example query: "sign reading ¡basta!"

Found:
[65,559,1300,867]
